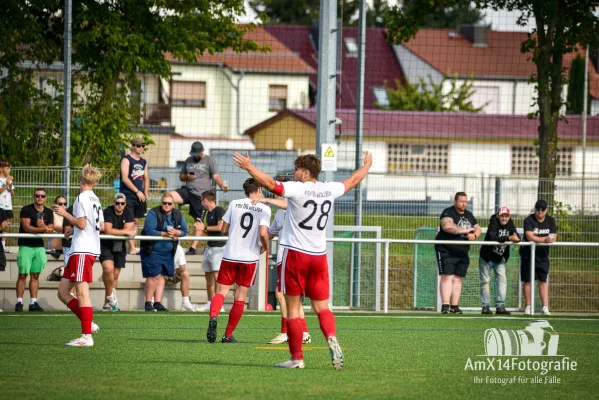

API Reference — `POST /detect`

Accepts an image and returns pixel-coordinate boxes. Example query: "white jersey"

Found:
[269,209,287,264]
[222,198,271,263]
[280,181,345,255]
[0,177,12,210]
[70,190,103,256]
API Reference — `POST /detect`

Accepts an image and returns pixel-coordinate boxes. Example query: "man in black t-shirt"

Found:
[479,206,520,315]
[100,193,135,311]
[520,199,557,316]
[197,191,226,311]
[16,189,54,312]
[0,208,10,272]
[435,192,480,314]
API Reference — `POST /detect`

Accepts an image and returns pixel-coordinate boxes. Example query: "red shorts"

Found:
[280,248,329,300]
[217,260,258,287]
[63,253,96,283]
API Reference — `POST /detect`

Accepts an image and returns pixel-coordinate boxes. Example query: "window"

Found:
[373,87,389,107]
[269,85,287,112]
[388,144,449,173]
[511,146,573,176]
[344,37,358,57]
[171,81,206,107]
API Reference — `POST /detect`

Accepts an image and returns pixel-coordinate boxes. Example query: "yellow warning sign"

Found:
[324,146,335,157]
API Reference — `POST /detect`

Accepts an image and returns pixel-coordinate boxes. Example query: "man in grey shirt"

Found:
[170,141,227,255]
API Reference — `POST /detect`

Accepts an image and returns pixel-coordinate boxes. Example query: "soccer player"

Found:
[55,165,104,347]
[206,178,271,343]
[233,151,372,370]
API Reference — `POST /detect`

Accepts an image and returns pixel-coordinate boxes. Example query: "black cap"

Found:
[535,199,548,210]
[190,141,204,157]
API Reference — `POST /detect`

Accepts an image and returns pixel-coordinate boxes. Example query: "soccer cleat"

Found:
[91,322,100,335]
[15,302,23,312]
[29,302,44,312]
[185,247,197,256]
[302,333,312,344]
[524,306,531,315]
[327,337,344,371]
[102,303,112,312]
[275,359,305,369]
[440,304,450,314]
[268,333,288,344]
[207,317,218,343]
[181,302,198,312]
[450,306,463,314]
[495,306,511,315]
[481,306,493,315]
[153,302,168,312]
[541,306,551,316]
[221,335,239,343]
[65,335,94,347]
[145,302,157,312]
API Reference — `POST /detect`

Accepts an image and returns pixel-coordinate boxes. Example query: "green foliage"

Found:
[249,0,359,25]
[566,54,591,115]
[381,75,486,112]
[400,0,484,29]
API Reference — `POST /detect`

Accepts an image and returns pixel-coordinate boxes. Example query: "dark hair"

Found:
[294,155,321,180]
[454,192,467,201]
[243,178,261,196]
[54,195,67,204]
[275,174,291,183]
[202,190,216,203]
[0,160,11,168]
[33,188,46,195]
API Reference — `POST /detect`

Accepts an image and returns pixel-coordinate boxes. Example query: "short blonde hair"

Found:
[162,193,174,202]
[81,164,102,185]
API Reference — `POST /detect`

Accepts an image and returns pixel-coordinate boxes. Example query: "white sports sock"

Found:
[182,296,190,304]
[30,298,37,304]
[17,297,23,304]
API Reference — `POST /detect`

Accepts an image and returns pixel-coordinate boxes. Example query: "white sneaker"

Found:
[327,337,344,371]
[202,302,211,311]
[302,333,312,344]
[268,333,288,344]
[524,306,531,315]
[275,359,305,369]
[181,302,198,312]
[542,306,551,316]
[92,322,100,335]
[66,335,94,347]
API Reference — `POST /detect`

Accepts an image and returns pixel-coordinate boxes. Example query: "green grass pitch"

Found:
[0,312,597,399]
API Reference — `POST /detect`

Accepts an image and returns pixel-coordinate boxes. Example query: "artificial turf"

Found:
[0,312,597,399]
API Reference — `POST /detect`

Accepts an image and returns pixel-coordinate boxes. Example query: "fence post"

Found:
[530,243,536,315]
[494,177,502,213]
[384,240,390,313]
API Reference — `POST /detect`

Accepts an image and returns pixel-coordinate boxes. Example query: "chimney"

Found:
[459,24,490,48]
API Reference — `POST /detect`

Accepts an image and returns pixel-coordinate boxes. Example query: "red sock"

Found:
[210,294,225,319]
[225,300,245,337]
[80,307,93,335]
[301,318,309,333]
[281,317,288,334]
[67,298,81,320]
[317,309,336,339]
[287,318,303,360]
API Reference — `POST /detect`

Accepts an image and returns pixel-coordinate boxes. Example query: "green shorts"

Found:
[17,246,47,274]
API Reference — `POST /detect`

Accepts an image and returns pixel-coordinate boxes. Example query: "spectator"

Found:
[170,141,227,256]
[520,199,557,316]
[140,193,188,312]
[0,160,15,252]
[0,208,8,312]
[47,196,68,259]
[435,192,481,315]
[173,244,198,311]
[196,190,226,311]
[62,204,74,267]
[100,193,136,311]
[479,206,520,315]
[16,188,54,312]
[120,137,149,255]
[206,178,271,344]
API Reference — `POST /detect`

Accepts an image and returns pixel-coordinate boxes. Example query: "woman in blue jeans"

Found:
[479,207,520,315]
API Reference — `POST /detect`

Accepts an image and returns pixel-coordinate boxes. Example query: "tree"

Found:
[381,75,486,112]
[385,0,599,206]
[400,0,484,29]
[249,0,359,25]
[566,54,591,115]
[0,0,262,168]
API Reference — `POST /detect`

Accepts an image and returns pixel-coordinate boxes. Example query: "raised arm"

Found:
[341,152,372,194]
[233,152,277,192]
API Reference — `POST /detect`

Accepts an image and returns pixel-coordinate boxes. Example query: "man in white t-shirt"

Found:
[206,178,271,344]
[233,152,372,370]
[55,165,104,347]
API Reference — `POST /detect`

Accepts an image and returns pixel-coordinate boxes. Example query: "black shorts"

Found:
[124,193,147,219]
[520,257,549,282]
[99,247,127,268]
[3,210,13,220]
[436,251,469,277]
[0,250,5,271]
[175,187,206,220]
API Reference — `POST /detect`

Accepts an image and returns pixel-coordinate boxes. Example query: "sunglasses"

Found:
[34,194,46,198]
[135,144,146,148]
[57,202,67,206]
[162,202,173,206]
[114,202,126,206]
[536,208,547,212]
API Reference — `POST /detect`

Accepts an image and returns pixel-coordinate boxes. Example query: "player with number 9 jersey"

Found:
[70,191,104,258]
[222,198,271,264]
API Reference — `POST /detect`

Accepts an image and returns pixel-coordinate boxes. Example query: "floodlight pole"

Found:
[62,0,72,203]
